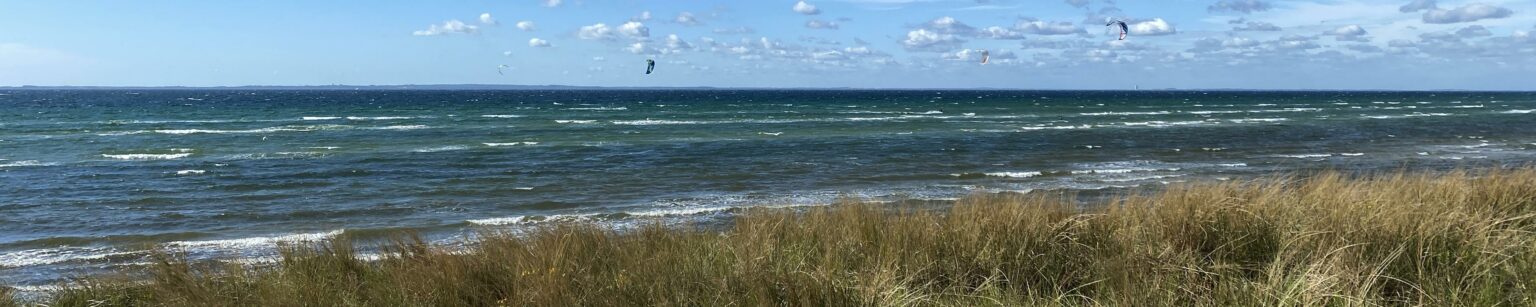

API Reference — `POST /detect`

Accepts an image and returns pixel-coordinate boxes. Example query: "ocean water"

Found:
[3,89,1535,288]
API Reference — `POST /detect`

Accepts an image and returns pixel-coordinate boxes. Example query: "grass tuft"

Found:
[15,168,1536,306]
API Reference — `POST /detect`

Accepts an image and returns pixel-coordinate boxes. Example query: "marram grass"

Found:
[22,169,1536,306]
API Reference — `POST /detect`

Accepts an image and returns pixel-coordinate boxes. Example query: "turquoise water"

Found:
[3,89,1535,288]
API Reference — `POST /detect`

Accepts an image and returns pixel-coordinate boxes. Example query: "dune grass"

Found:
[22,168,1536,306]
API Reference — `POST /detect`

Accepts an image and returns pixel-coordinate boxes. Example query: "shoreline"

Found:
[9,168,1536,305]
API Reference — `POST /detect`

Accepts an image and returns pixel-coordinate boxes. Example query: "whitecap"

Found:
[1187,110,1245,115]
[1079,111,1170,116]
[1228,118,1288,123]
[1277,154,1332,159]
[758,132,784,136]
[0,160,56,168]
[413,145,470,153]
[568,107,628,111]
[611,119,703,125]
[1503,110,1534,114]
[467,216,527,226]
[175,169,206,175]
[365,125,430,130]
[301,116,340,121]
[984,171,1042,178]
[345,116,415,120]
[164,230,344,250]
[1339,153,1365,156]
[102,153,192,160]
[481,115,524,118]
[484,142,539,147]
[554,120,597,124]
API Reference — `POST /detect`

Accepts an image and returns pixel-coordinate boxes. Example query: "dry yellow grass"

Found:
[24,168,1536,306]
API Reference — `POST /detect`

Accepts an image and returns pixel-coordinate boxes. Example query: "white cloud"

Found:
[1128,18,1176,36]
[793,1,822,15]
[806,19,840,30]
[618,21,650,38]
[479,13,497,25]
[1234,21,1281,31]
[529,38,551,47]
[503,51,513,56]
[978,26,1026,39]
[578,23,614,40]
[664,34,694,51]
[923,16,975,34]
[1015,19,1084,35]
[543,0,562,7]
[676,12,700,26]
[516,21,536,31]
[1209,0,1272,14]
[1224,37,1260,48]
[1422,4,1512,24]
[714,27,755,35]
[637,11,653,22]
[901,29,963,51]
[1328,25,1370,42]
[1399,0,1437,13]
[413,20,478,36]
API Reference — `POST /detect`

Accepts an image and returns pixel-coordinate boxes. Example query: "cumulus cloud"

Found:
[942,48,1015,62]
[479,13,498,25]
[978,26,1027,39]
[664,34,694,51]
[543,0,562,7]
[901,29,964,52]
[806,19,840,30]
[1422,4,1512,24]
[516,21,536,31]
[676,12,700,26]
[618,21,650,38]
[1399,0,1437,12]
[1327,25,1370,42]
[1015,19,1085,35]
[1209,0,1272,14]
[1234,21,1281,31]
[793,1,821,15]
[1454,25,1492,37]
[578,24,614,40]
[413,20,478,36]
[636,11,653,22]
[713,27,755,35]
[529,38,551,47]
[920,16,976,35]
[1128,18,1176,36]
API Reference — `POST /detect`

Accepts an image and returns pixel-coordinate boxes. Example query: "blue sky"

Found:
[0,0,1532,89]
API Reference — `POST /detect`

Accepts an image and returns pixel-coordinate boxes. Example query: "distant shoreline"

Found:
[0,85,1512,92]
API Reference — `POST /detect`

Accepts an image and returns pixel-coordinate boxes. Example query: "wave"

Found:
[1121,121,1206,127]
[175,169,206,175]
[301,116,340,121]
[484,142,539,147]
[554,120,597,124]
[102,153,192,160]
[568,107,629,111]
[1228,118,1288,123]
[363,125,431,130]
[984,171,1042,178]
[345,116,417,120]
[612,119,703,125]
[413,145,470,153]
[1503,110,1535,114]
[1020,125,1093,131]
[1080,111,1170,116]
[1277,154,1333,159]
[164,230,344,250]
[481,115,524,118]
[0,160,56,168]
[0,246,136,268]
[1362,113,1453,119]
[466,216,527,226]
[1187,110,1245,115]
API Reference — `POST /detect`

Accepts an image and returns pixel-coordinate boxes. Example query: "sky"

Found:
[0,0,1532,90]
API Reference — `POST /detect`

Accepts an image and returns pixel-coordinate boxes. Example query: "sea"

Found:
[3,89,1535,290]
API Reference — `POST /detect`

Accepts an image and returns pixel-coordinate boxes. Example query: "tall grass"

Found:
[26,169,1536,306]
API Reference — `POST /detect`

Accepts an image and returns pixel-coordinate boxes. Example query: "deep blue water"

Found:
[3,89,1535,288]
